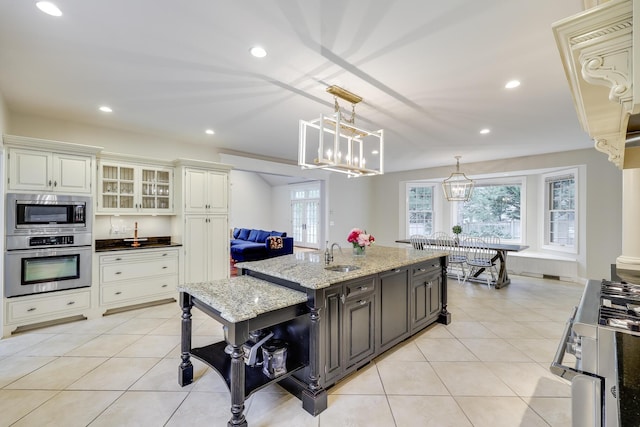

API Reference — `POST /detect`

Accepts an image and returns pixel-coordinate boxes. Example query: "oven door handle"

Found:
[550,305,581,381]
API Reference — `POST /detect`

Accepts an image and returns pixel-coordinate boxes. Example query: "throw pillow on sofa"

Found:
[248,229,261,242]
[238,228,251,240]
[256,230,271,243]
[267,236,283,249]
[233,228,241,239]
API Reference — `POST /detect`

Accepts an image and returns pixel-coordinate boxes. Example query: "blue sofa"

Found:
[230,228,294,262]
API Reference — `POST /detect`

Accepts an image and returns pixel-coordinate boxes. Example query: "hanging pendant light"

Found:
[298,85,384,177]
[442,156,474,201]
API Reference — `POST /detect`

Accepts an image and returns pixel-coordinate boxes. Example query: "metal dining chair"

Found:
[482,235,500,259]
[409,234,428,250]
[446,238,467,283]
[463,237,498,287]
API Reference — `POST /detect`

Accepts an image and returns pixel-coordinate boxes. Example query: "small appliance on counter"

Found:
[262,339,288,379]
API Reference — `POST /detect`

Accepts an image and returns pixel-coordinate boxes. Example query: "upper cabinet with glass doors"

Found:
[98,160,173,214]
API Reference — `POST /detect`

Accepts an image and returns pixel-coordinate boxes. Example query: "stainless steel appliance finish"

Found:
[4,244,91,297]
[5,193,93,298]
[551,279,640,427]
[6,193,91,236]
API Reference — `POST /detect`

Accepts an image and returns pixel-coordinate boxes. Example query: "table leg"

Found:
[228,344,247,427]
[494,250,511,288]
[178,292,193,386]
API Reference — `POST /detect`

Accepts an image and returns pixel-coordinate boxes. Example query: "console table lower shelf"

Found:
[189,341,306,397]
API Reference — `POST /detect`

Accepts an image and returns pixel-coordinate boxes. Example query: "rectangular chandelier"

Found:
[299,86,384,177]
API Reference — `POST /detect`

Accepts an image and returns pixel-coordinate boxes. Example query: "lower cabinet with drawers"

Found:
[98,247,179,312]
[3,289,92,336]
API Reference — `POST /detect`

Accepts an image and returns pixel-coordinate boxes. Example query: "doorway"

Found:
[291,183,321,249]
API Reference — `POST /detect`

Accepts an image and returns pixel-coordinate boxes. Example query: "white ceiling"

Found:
[0,0,593,173]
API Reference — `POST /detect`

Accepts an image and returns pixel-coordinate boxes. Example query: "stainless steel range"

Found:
[551,279,640,426]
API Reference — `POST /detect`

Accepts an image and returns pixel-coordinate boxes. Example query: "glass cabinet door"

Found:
[101,164,135,210]
[99,162,172,214]
[140,167,171,211]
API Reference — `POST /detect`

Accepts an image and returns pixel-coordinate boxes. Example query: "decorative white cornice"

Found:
[553,0,633,169]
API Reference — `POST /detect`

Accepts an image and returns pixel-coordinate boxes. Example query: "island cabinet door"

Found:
[377,268,410,353]
[343,278,376,369]
[411,267,442,332]
[322,285,343,386]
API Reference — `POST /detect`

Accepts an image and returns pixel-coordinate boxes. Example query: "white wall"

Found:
[229,170,273,231]
[94,215,173,240]
[371,148,622,281]
[326,174,372,248]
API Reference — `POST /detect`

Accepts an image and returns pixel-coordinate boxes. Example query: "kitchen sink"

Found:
[325,264,360,272]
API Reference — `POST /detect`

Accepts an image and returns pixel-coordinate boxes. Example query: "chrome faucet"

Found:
[324,242,342,264]
[330,242,342,262]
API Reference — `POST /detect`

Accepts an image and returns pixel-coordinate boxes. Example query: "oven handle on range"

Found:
[550,306,581,381]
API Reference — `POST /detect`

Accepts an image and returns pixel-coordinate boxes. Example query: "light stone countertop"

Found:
[236,245,448,290]
[178,275,308,323]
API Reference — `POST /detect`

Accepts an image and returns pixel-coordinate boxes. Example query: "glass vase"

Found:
[352,245,366,257]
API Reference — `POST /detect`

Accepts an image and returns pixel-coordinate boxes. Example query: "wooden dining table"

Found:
[396,239,529,288]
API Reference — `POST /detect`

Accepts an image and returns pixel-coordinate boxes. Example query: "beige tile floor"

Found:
[0,275,583,426]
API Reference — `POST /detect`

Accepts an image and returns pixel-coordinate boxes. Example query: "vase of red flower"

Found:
[347,228,374,257]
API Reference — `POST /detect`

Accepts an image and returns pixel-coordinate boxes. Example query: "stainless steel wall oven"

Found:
[4,193,92,298]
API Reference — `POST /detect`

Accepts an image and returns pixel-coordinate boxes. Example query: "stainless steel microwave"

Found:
[6,193,92,235]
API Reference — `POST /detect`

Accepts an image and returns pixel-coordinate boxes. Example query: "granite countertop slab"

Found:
[95,236,182,252]
[178,276,308,323]
[236,245,448,290]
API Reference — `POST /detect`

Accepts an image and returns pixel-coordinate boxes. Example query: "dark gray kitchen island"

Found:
[179,245,450,426]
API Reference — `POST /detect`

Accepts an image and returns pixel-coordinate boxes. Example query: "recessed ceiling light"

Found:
[36,1,62,17]
[205,129,215,135]
[99,106,112,113]
[505,80,521,89]
[371,150,379,155]
[480,128,491,135]
[250,46,267,58]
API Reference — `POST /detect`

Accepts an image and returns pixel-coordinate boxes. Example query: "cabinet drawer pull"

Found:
[67,301,75,305]
[54,180,57,187]
[358,300,367,306]
[340,294,345,304]
[162,266,168,269]
[162,253,168,256]
[115,257,122,261]
[115,271,122,275]
[115,291,122,295]
[27,307,37,312]
[48,180,52,186]
[161,284,168,288]
[418,268,426,272]
[357,286,368,291]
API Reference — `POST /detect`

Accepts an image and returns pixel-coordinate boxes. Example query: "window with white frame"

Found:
[454,179,523,242]
[544,170,576,250]
[406,183,434,237]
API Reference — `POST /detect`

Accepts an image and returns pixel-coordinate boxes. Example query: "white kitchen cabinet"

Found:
[184,214,228,283]
[98,160,173,214]
[175,160,232,283]
[184,168,227,213]
[3,289,92,337]
[8,148,92,194]
[98,248,179,310]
